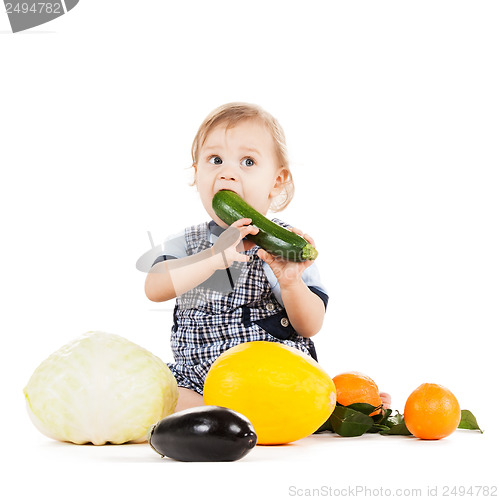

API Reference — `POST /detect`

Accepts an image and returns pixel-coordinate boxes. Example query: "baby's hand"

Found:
[257,227,315,288]
[212,218,259,269]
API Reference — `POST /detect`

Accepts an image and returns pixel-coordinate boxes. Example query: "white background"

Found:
[1,1,498,498]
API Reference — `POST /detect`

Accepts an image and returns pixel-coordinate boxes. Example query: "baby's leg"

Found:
[175,387,204,412]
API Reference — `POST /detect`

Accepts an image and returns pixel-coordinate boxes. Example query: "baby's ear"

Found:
[192,164,198,187]
[270,167,289,197]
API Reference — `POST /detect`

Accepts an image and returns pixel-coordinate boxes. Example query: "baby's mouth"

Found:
[215,187,239,196]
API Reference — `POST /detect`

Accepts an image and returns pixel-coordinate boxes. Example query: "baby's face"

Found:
[195,118,286,227]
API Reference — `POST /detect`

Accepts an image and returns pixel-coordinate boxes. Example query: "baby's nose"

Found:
[219,165,239,181]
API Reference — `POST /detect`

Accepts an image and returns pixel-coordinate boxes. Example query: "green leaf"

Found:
[458,410,483,433]
[380,411,413,436]
[386,410,405,427]
[330,405,374,437]
[344,402,378,415]
[370,423,391,433]
[380,421,412,435]
[373,408,392,426]
[366,410,391,433]
[314,416,333,433]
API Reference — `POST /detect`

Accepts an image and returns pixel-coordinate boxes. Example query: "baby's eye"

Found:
[241,157,255,167]
[209,156,223,165]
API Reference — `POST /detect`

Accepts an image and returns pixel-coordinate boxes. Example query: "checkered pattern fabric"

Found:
[167,220,317,395]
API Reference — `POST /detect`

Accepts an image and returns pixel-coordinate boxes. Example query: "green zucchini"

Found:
[212,190,318,262]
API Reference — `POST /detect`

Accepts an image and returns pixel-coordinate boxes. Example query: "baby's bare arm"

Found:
[257,228,325,338]
[145,249,220,302]
[279,280,325,338]
[144,219,258,302]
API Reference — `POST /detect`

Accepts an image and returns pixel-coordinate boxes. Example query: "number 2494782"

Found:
[5,3,62,14]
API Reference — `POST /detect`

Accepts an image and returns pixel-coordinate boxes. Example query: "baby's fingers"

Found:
[239,224,259,239]
[229,251,252,264]
[256,248,273,264]
[291,227,315,247]
[229,218,259,242]
[303,233,315,246]
[231,218,253,229]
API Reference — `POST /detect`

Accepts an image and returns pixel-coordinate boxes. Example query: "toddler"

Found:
[145,102,330,412]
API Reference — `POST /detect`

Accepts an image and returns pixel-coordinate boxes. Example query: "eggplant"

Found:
[148,406,257,462]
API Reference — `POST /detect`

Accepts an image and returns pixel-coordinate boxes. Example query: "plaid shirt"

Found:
[166,221,321,395]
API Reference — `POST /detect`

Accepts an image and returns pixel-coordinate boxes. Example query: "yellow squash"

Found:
[203,341,336,445]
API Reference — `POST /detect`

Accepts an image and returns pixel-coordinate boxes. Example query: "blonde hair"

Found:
[191,102,294,212]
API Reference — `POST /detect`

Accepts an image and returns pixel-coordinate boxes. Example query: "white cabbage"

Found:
[24,331,178,445]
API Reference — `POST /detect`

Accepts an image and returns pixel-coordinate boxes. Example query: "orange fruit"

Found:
[404,383,461,440]
[332,371,382,414]
[203,341,336,445]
